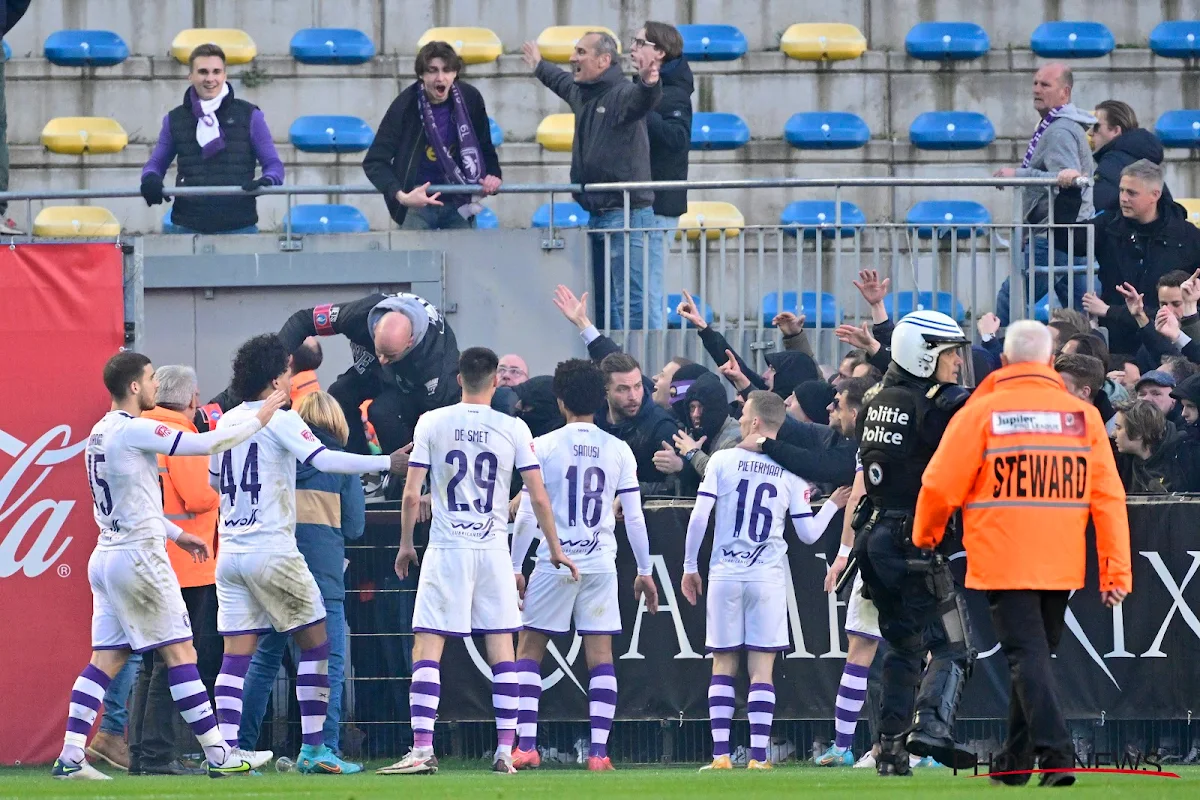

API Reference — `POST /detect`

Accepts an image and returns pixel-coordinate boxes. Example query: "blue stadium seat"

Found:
[780,201,866,238]
[691,112,750,150]
[283,204,370,234]
[475,207,499,229]
[665,292,714,328]
[2,40,8,60]
[904,22,989,61]
[909,111,995,150]
[489,117,504,147]
[678,24,747,61]
[288,116,373,153]
[784,112,870,149]
[43,30,129,66]
[1030,21,1114,58]
[761,291,841,329]
[1150,21,1200,59]
[162,208,186,234]
[290,28,375,65]
[532,202,590,228]
[906,201,991,238]
[884,292,966,323]
[1156,110,1200,148]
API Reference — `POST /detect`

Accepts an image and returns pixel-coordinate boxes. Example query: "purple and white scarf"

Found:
[1020,105,1065,168]
[417,83,483,186]
[191,82,230,159]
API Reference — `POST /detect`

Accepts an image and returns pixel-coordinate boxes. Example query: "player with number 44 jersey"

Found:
[507,360,659,772]
[683,391,850,772]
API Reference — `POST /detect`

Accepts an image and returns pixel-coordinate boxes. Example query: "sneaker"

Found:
[853,751,877,769]
[86,731,130,771]
[815,744,854,767]
[746,759,773,770]
[206,755,252,778]
[699,755,734,771]
[586,755,615,771]
[512,747,541,770]
[493,754,517,774]
[297,744,360,774]
[232,748,273,771]
[51,758,112,780]
[911,755,942,768]
[0,219,23,236]
[376,748,438,775]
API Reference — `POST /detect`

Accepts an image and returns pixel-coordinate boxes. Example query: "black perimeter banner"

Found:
[392,498,1200,722]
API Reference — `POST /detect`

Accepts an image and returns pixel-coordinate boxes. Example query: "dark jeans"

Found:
[328,367,416,456]
[988,590,1072,765]
[995,236,1096,326]
[858,517,954,736]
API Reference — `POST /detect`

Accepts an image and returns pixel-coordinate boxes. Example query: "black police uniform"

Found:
[853,363,973,775]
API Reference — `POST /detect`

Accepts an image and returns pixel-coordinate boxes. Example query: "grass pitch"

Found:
[1,762,1196,800]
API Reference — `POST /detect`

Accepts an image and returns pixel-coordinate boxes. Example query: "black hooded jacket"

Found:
[513,376,566,438]
[685,373,731,442]
[1093,128,1167,216]
[644,56,693,218]
[764,351,822,400]
[1116,425,1200,493]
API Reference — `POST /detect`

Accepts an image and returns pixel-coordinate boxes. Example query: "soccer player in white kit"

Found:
[53,351,286,781]
[378,348,578,776]
[682,391,849,771]
[210,334,408,775]
[507,359,659,772]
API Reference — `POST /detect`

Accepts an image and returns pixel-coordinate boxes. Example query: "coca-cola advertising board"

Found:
[0,244,125,764]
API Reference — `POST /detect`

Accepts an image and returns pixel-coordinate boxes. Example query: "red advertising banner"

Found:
[0,244,125,764]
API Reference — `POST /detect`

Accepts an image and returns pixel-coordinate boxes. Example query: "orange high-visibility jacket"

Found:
[142,406,219,587]
[913,362,1132,593]
[291,370,321,405]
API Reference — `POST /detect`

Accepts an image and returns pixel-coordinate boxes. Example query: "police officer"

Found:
[851,310,975,776]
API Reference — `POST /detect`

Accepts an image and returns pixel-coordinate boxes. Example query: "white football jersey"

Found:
[697,449,816,582]
[527,422,640,573]
[85,411,184,549]
[411,403,539,550]
[213,402,325,553]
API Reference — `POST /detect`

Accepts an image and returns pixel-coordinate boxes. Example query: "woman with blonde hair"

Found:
[237,391,366,773]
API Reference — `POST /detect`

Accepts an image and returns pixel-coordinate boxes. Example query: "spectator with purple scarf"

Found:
[140,44,284,234]
[363,41,502,230]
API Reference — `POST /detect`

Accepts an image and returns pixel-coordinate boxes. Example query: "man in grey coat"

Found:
[523,33,662,331]
[994,62,1097,325]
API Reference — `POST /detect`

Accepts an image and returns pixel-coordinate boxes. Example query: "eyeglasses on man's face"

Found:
[630,37,658,50]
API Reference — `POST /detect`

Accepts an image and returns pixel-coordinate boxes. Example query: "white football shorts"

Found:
[412,547,521,636]
[216,550,326,635]
[89,546,193,653]
[845,572,881,640]
[522,569,621,636]
[705,578,789,652]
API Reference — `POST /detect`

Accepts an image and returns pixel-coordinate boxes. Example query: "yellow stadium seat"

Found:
[417,27,502,65]
[780,23,867,61]
[536,26,620,63]
[1179,198,1200,228]
[172,29,257,65]
[41,117,129,155]
[677,202,744,240]
[33,206,121,238]
[536,114,574,152]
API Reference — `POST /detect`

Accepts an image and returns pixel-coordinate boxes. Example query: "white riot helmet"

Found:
[890,310,969,379]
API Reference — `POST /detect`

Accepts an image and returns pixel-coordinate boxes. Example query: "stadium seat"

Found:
[1155,110,1200,148]
[906,200,991,238]
[784,112,870,149]
[43,30,129,66]
[678,24,747,61]
[475,207,499,229]
[172,29,256,65]
[536,114,574,151]
[780,23,866,61]
[290,28,375,64]
[884,291,966,323]
[678,201,744,240]
[1177,198,1200,228]
[288,115,374,153]
[1029,21,1114,59]
[665,292,714,328]
[161,207,187,234]
[2,40,8,60]
[41,117,128,155]
[532,201,589,228]
[904,22,989,61]
[780,201,866,238]
[691,112,750,150]
[417,27,502,65]
[909,111,995,150]
[489,117,504,147]
[536,26,619,63]
[283,204,370,234]
[761,291,841,329]
[1150,21,1200,59]
[33,206,120,237]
